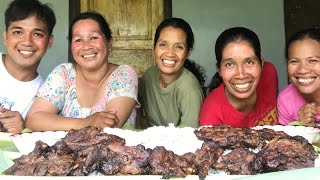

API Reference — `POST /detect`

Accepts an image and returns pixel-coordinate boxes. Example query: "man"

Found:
[0,0,56,133]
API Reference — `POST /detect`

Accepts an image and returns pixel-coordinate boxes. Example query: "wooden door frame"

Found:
[68,0,172,62]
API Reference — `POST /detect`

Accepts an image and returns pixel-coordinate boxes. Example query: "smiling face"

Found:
[71,19,111,71]
[219,40,262,100]
[154,27,190,76]
[287,38,320,95]
[3,15,53,70]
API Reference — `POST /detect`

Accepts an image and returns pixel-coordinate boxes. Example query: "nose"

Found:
[82,40,94,50]
[297,61,310,74]
[165,47,175,56]
[21,34,34,46]
[235,65,246,78]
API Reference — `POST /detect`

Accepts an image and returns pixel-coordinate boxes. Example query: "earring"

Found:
[109,48,112,51]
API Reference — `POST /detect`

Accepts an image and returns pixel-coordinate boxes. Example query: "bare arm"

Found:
[26,96,136,131]
[105,96,136,128]
[25,98,90,131]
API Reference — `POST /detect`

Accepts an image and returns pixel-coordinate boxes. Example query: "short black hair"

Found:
[5,0,56,36]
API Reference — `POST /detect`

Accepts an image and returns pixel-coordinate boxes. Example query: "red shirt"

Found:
[199,61,278,128]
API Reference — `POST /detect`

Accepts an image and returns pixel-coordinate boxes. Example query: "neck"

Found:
[158,69,183,88]
[77,63,111,88]
[3,55,38,81]
[225,88,257,114]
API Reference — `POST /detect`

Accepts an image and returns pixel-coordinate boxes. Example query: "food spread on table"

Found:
[1,124,319,179]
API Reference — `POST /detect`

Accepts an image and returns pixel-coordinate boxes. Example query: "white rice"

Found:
[103,124,204,155]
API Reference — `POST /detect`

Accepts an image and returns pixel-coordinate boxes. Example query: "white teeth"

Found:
[298,78,315,83]
[20,50,33,55]
[83,54,95,58]
[234,83,250,89]
[163,60,175,65]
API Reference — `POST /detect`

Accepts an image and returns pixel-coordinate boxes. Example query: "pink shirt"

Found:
[277,83,320,125]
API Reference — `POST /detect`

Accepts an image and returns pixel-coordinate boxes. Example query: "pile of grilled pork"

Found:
[4,125,318,179]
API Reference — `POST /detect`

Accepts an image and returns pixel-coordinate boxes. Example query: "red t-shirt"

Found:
[199,61,278,128]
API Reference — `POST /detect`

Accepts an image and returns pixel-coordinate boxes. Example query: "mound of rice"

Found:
[103,124,204,155]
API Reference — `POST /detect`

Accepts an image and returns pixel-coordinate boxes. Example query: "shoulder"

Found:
[143,65,157,77]
[142,65,158,82]
[176,68,202,88]
[203,84,224,104]
[113,64,137,76]
[51,63,74,73]
[278,83,300,99]
[262,61,277,77]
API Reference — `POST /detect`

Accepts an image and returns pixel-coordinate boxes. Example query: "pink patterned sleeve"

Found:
[106,65,138,102]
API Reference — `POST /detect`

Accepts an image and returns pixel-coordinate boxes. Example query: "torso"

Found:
[76,63,117,108]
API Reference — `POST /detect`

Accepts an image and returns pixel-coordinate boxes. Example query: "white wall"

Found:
[0,0,69,79]
[173,0,288,91]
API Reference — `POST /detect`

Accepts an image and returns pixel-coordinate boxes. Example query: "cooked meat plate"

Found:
[4,125,319,178]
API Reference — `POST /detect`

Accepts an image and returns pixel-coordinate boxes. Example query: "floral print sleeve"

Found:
[106,65,138,102]
[36,63,74,110]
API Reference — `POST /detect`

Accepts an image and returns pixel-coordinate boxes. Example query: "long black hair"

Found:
[206,27,262,95]
[154,17,206,88]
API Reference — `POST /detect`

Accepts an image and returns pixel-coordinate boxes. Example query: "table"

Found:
[1,132,320,179]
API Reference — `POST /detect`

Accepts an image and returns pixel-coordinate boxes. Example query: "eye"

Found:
[12,31,22,36]
[176,45,184,50]
[73,38,82,43]
[159,42,166,47]
[288,59,299,64]
[225,62,234,67]
[33,32,45,38]
[246,59,255,65]
[90,36,98,40]
[309,59,319,63]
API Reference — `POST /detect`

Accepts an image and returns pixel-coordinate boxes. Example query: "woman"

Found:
[139,18,205,128]
[277,28,320,126]
[199,27,278,128]
[25,12,138,131]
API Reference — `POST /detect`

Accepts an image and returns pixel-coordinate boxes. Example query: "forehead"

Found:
[158,27,187,41]
[223,40,255,54]
[72,19,101,34]
[8,15,48,33]
[290,38,320,49]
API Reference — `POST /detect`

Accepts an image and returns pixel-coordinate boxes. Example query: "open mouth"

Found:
[82,53,96,58]
[19,50,34,55]
[163,59,175,66]
[233,82,251,89]
[297,78,315,85]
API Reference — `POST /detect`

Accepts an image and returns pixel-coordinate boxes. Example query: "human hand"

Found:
[85,110,119,128]
[0,108,24,133]
[298,103,319,127]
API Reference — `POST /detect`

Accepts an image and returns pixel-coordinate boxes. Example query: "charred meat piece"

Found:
[195,125,264,149]
[62,126,102,144]
[83,140,150,175]
[148,146,196,179]
[255,136,318,172]
[4,141,50,175]
[194,125,237,148]
[60,133,125,155]
[193,141,224,179]
[214,148,261,175]
[195,125,291,150]
[257,128,289,142]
